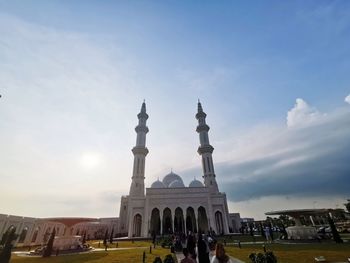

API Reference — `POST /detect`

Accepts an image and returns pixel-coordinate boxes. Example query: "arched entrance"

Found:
[150,208,161,235]
[133,214,142,237]
[174,207,185,234]
[163,208,173,235]
[198,206,209,233]
[186,207,197,233]
[215,211,224,235]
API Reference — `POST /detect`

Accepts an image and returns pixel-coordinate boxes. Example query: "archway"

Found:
[150,208,161,235]
[186,207,197,233]
[198,206,209,233]
[174,207,184,234]
[18,227,29,243]
[43,227,51,243]
[31,227,40,243]
[163,208,173,235]
[215,211,224,235]
[133,214,142,237]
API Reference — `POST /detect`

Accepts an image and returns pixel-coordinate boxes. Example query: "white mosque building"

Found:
[119,101,231,238]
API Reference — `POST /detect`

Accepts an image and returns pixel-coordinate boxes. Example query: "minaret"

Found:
[129,101,149,197]
[196,101,219,192]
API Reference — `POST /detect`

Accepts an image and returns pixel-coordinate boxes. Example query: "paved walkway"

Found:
[175,251,245,263]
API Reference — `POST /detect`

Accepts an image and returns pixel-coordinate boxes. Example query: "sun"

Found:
[79,152,101,170]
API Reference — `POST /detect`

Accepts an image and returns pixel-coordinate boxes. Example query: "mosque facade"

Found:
[119,102,231,238]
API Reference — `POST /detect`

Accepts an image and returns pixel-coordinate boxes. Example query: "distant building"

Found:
[228,213,241,233]
[0,214,118,247]
[241,217,255,223]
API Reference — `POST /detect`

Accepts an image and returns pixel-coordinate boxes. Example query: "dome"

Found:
[189,179,204,188]
[168,179,185,188]
[162,172,184,187]
[150,179,166,188]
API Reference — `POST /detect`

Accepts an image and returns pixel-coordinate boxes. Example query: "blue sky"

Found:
[0,0,349,219]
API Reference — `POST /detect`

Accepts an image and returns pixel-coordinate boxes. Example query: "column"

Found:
[160,210,163,236]
[194,209,199,233]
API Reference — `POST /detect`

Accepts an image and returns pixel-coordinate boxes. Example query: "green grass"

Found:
[88,240,152,248]
[10,240,350,263]
[216,234,267,243]
[11,241,172,263]
[225,242,350,263]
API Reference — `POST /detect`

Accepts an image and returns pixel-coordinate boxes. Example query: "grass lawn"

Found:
[225,242,350,263]
[88,240,153,248]
[10,239,350,263]
[11,241,173,263]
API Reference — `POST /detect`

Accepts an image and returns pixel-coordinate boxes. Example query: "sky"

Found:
[0,0,349,220]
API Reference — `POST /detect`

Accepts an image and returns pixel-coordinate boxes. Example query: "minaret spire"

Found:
[196,101,219,192]
[129,101,149,196]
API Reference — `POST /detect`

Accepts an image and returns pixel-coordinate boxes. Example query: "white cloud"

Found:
[212,105,350,204]
[287,98,321,127]
[345,94,350,104]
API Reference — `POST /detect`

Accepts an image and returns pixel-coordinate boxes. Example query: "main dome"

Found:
[169,180,185,188]
[162,172,184,187]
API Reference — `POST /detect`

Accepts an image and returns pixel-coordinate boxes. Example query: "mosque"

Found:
[119,101,232,238]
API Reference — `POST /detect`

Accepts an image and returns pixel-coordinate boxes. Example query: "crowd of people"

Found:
[165,231,233,263]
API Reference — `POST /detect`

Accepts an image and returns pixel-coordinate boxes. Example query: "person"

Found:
[264,226,271,242]
[181,247,196,263]
[211,243,233,263]
[197,233,210,263]
[186,232,196,260]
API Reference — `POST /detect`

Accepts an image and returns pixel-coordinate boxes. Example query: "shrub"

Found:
[0,227,18,263]
[163,254,176,263]
[153,256,162,263]
[160,237,172,248]
[249,251,277,263]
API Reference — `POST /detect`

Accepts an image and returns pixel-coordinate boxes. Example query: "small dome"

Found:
[189,179,204,188]
[151,179,166,188]
[162,172,184,187]
[168,179,185,188]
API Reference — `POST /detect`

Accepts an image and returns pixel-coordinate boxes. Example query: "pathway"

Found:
[175,251,245,263]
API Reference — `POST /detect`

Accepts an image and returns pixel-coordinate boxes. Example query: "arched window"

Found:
[133,214,142,237]
[215,211,224,235]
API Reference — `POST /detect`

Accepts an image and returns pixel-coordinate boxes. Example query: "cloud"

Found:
[181,99,350,207]
[287,98,322,127]
[345,94,350,104]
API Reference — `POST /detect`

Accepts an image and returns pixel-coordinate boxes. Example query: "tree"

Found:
[327,215,343,243]
[345,199,350,213]
[103,229,108,247]
[82,231,86,244]
[43,228,56,257]
[0,227,18,263]
[109,228,114,244]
